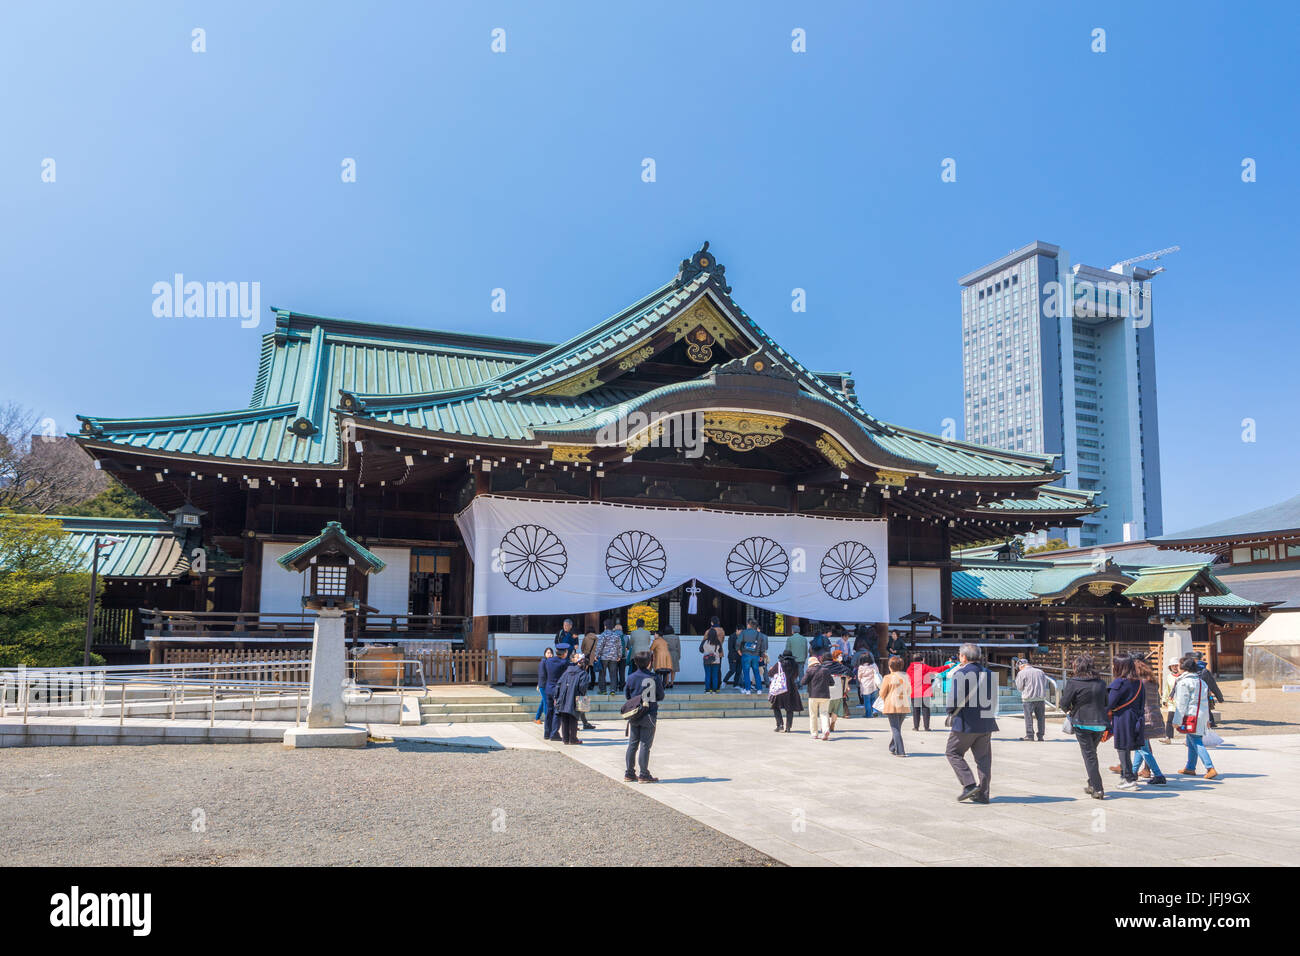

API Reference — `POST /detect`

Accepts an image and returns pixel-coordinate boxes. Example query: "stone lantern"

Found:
[276,521,386,748]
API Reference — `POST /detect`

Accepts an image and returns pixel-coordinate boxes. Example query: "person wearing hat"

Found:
[767,649,803,732]
[553,651,592,745]
[539,644,574,741]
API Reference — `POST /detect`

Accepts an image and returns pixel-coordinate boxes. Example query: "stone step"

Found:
[419,702,531,714]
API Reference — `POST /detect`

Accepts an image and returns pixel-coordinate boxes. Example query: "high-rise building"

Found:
[959,241,1164,547]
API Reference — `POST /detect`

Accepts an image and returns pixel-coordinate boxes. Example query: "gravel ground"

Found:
[1209,680,1300,736]
[0,742,777,866]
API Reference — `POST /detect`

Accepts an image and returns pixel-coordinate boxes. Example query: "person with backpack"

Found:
[1106,654,1146,792]
[1059,654,1110,799]
[623,651,665,783]
[810,626,832,659]
[698,617,726,693]
[738,619,768,695]
[767,649,802,732]
[1173,653,1219,780]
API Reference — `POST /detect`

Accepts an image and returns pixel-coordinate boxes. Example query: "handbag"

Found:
[575,695,590,713]
[1062,716,1074,735]
[1176,677,1203,734]
[769,667,788,697]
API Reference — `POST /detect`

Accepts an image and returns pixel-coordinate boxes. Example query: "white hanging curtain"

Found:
[456,495,890,622]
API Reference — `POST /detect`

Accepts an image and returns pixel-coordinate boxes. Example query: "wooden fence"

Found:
[94,607,136,646]
[162,647,313,682]
[160,645,497,685]
[423,649,497,685]
[1030,641,1214,679]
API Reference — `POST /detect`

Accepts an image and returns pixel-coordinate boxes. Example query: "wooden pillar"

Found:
[470,615,489,651]
[584,611,600,634]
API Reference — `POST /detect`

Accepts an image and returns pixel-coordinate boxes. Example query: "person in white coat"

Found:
[1172,654,1219,779]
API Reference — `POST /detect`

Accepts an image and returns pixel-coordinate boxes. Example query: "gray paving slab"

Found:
[519,715,1298,867]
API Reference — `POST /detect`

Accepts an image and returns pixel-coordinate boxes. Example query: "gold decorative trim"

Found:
[815,433,851,470]
[625,421,665,454]
[873,469,908,488]
[700,412,787,453]
[704,429,781,453]
[548,444,594,463]
[536,368,601,397]
[667,301,739,352]
[616,345,656,371]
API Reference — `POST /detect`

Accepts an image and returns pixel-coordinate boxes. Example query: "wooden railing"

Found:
[162,647,313,681]
[140,609,467,643]
[888,623,1036,644]
[94,607,136,646]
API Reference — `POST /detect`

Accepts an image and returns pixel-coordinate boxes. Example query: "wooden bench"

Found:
[501,655,541,686]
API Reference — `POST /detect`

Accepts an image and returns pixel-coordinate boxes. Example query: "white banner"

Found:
[456,496,889,622]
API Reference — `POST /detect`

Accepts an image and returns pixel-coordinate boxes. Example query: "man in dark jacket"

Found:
[945,643,998,804]
[539,646,573,741]
[722,626,741,688]
[624,651,665,783]
[554,618,578,647]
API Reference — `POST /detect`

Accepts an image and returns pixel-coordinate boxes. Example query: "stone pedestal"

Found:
[306,608,348,728]
[1164,623,1193,668]
[282,607,367,749]
[283,725,367,748]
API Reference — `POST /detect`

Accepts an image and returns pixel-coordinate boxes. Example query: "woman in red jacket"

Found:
[906,654,950,731]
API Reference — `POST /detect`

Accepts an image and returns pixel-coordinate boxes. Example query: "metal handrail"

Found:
[1,657,429,725]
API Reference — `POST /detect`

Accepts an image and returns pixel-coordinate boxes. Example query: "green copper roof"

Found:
[951,565,1040,601]
[1122,563,1212,597]
[52,516,188,579]
[73,245,1093,496]
[975,486,1099,514]
[277,521,386,573]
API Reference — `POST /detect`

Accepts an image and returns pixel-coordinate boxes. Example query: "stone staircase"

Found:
[419,686,1039,724]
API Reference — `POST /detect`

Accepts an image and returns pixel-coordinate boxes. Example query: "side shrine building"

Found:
[74,243,1101,677]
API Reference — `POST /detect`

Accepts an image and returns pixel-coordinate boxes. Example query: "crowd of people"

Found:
[533,618,1228,801]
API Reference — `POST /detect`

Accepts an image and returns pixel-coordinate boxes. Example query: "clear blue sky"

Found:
[2,1,1296,534]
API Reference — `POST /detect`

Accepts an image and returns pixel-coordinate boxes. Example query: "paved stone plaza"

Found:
[526,714,1300,866]
[0,741,772,867]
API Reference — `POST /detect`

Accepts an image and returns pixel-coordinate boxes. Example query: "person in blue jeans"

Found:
[534,646,554,723]
[1124,655,1167,784]
[698,618,725,693]
[1172,654,1219,779]
[737,619,767,694]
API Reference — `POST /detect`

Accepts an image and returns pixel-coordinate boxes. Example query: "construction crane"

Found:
[1110,245,1180,273]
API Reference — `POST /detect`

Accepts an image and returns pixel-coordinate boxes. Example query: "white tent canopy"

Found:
[1244,611,1300,687]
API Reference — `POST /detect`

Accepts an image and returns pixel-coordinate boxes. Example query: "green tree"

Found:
[0,514,101,667]
[1025,538,1071,555]
[61,477,161,519]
